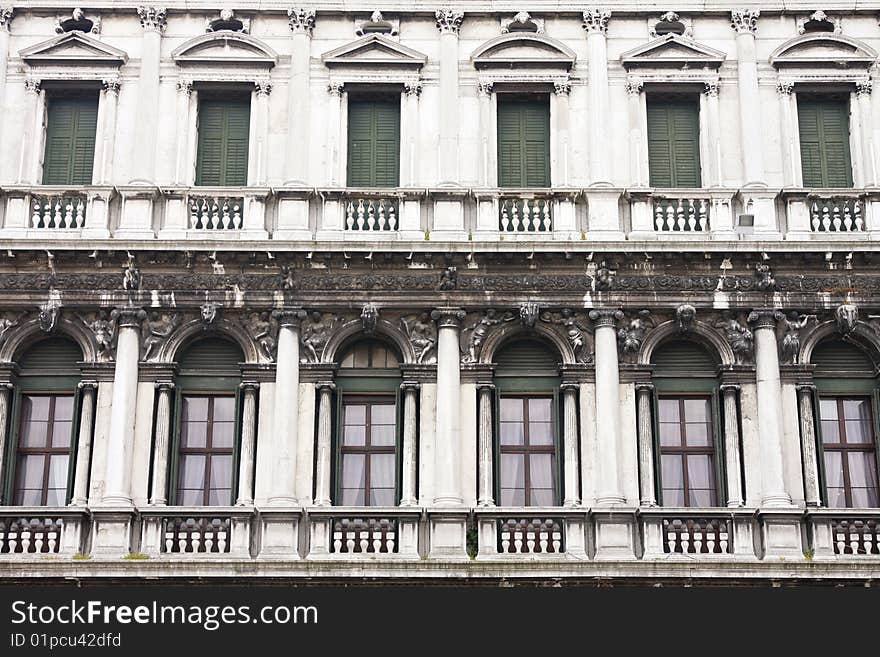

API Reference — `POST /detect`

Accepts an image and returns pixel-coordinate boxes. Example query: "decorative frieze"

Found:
[435,9,464,35]
[287,7,316,35]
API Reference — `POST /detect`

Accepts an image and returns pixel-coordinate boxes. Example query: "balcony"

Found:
[158,186,270,240]
[627,188,737,240]
[783,189,878,239]
[639,508,756,558]
[139,507,254,558]
[306,507,421,559]
[473,508,587,559]
[807,509,880,558]
[0,508,89,556]
[314,188,424,240]
[473,188,579,240]
[0,186,114,239]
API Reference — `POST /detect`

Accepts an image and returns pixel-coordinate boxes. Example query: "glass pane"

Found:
[24,396,51,422]
[530,488,555,506]
[45,488,66,506]
[661,454,683,491]
[499,422,524,446]
[370,488,395,506]
[370,454,396,489]
[343,425,366,447]
[683,398,709,423]
[16,454,45,489]
[821,420,840,444]
[340,488,365,506]
[178,489,203,506]
[686,455,715,489]
[53,396,74,421]
[178,455,206,490]
[658,422,681,447]
[500,453,525,492]
[661,488,685,507]
[528,398,552,422]
[51,421,72,448]
[500,398,524,422]
[208,489,232,506]
[344,404,366,425]
[844,419,873,444]
[48,454,69,491]
[528,422,553,446]
[371,424,396,447]
[19,405,48,447]
[688,488,716,508]
[684,422,711,447]
[212,397,235,423]
[851,487,879,508]
[500,488,525,506]
[341,454,365,491]
[658,399,680,423]
[825,488,846,508]
[209,455,233,490]
[211,421,235,449]
[842,398,871,422]
[823,451,843,488]
[847,452,878,489]
[182,397,209,422]
[370,404,395,426]
[529,453,555,490]
[181,421,207,448]
[819,398,838,421]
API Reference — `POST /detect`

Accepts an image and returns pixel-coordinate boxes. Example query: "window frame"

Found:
[345,91,403,189]
[795,92,854,189]
[194,90,253,187]
[645,91,703,189]
[41,89,100,187]
[495,91,552,189]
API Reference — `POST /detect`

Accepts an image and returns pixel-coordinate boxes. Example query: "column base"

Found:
[427,509,469,560]
[257,507,302,559]
[591,508,637,560]
[758,509,805,559]
[90,508,136,557]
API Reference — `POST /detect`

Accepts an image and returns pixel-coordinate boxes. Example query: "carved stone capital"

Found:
[240,381,261,393]
[24,77,41,94]
[0,7,13,31]
[114,306,147,329]
[476,382,496,392]
[589,308,623,329]
[431,307,466,330]
[404,81,423,98]
[635,383,655,393]
[719,383,741,395]
[328,81,345,96]
[400,380,421,392]
[796,383,817,394]
[560,382,580,394]
[625,77,643,95]
[102,78,121,95]
[273,308,307,330]
[857,78,873,97]
[78,380,99,391]
[255,80,273,97]
[137,6,167,33]
[747,309,782,331]
[553,79,572,96]
[582,8,611,34]
[776,80,794,96]
[477,81,494,97]
[730,9,759,35]
[435,9,464,35]
[703,81,720,97]
[155,379,175,392]
[315,381,335,393]
[287,7,316,35]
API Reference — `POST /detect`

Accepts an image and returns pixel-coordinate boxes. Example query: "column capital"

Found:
[255,79,273,97]
[404,81,423,97]
[287,7,316,35]
[155,379,175,392]
[137,6,167,34]
[719,383,741,394]
[315,380,336,392]
[582,8,611,34]
[101,78,121,95]
[560,382,580,393]
[477,81,494,97]
[703,81,720,97]
[747,308,782,331]
[24,77,41,93]
[796,382,817,393]
[0,7,13,31]
[625,77,643,95]
[476,382,496,392]
[589,308,623,328]
[553,79,572,96]
[272,308,307,329]
[431,307,466,329]
[730,9,759,35]
[176,77,193,96]
[856,78,873,97]
[327,81,345,96]
[400,380,421,392]
[112,306,146,329]
[240,380,261,392]
[435,9,464,35]
[78,380,99,391]
[635,382,655,392]
[776,80,794,96]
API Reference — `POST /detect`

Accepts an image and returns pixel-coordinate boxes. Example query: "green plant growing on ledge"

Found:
[803,548,815,561]
[466,520,478,560]
[122,552,150,560]
[71,553,91,561]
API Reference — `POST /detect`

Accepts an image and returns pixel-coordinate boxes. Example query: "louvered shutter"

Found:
[798,96,853,188]
[196,98,250,187]
[43,96,98,185]
[347,98,400,187]
[497,97,550,188]
[647,97,701,188]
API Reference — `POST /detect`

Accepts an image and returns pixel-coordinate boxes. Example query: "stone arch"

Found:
[480,321,575,366]
[322,319,415,365]
[0,316,96,364]
[470,32,577,68]
[171,32,278,67]
[769,33,877,68]
[799,319,880,367]
[157,317,262,365]
[638,320,734,367]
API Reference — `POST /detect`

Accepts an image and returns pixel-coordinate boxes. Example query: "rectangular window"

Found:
[498,396,557,506]
[13,395,74,506]
[797,95,853,188]
[347,97,400,188]
[819,396,879,508]
[339,397,397,506]
[497,94,551,188]
[647,94,701,188]
[176,395,236,506]
[195,96,251,186]
[42,94,99,186]
[657,396,717,507]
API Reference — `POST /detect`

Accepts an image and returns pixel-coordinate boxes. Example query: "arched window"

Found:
[493,338,561,506]
[6,338,82,506]
[335,340,402,506]
[651,339,721,507]
[170,338,243,506]
[812,340,879,508]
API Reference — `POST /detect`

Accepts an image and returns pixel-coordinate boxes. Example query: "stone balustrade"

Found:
[188,196,244,231]
[499,196,553,233]
[139,507,253,557]
[31,194,88,230]
[0,509,88,556]
[809,196,865,233]
[808,509,880,559]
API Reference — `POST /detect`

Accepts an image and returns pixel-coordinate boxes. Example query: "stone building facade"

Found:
[0,3,878,583]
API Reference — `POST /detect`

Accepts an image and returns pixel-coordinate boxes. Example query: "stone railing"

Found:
[0,509,88,556]
[0,186,114,238]
[473,189,578,240]
[640,508,755,558]
[499,196,553,233]
[139,508,253,557]
[652,197,710,232]
[188,196,245,231]
[809,197,864,233]
[808,509,880,558]
[344,197,399,232]
[783,190,875,239]
[627,189,737,240]
[661,517,731,554]
[157,186,270,239]
[473,508,587,559]
[306,507,420,559]
[31,194,88,229]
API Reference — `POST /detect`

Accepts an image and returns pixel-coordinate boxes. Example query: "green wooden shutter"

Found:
[798,96,853,188]
[647,96,701,188]
[196,98,251,187]
[497,96,550,188]
[42,96,98,185]
[347,98,400,187]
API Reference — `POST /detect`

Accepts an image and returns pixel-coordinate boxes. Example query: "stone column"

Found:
[553,80,572,187]
[269,309,305,505]
[103,308,145,505]
[561,383,581,507]
[251,81,272,186]
[0,8,13,114]
[96,79,120,185]
[635,383,657,507]
[148,380,174,506]
[731,9,764,186]
[582,9,612,186]
[435,9,464,186]
[69,381,98,507]
[313,381,335,506]
[748,310,792,507]
[703,81,722,187]
[402,82,422,187]
[476,383,495,507]
[234,381,260,506]
[326,83,344,186]
[284,8,315,185]
[776,81,799,187]
[857,79,874,187]
[174,79,193,185]
[720,384,745,507]
[22,78,44,184]
[130,6,166,184]
[430,307,465,505]
[400,381,420,506]
[477,82,494,187]
[625,77,646,187]
[797,383,821,507]
[0,382,11,504]
[589,308,625,505]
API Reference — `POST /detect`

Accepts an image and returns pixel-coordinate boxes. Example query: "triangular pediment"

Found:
[770,34,876,69]
[620,34,726,69]
[19,32,128,67]
[322,35,426,69]
[172,32,277,67]
[471,33,575,69]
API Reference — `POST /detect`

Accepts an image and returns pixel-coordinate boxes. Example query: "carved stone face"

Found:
[836,304,858,335]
